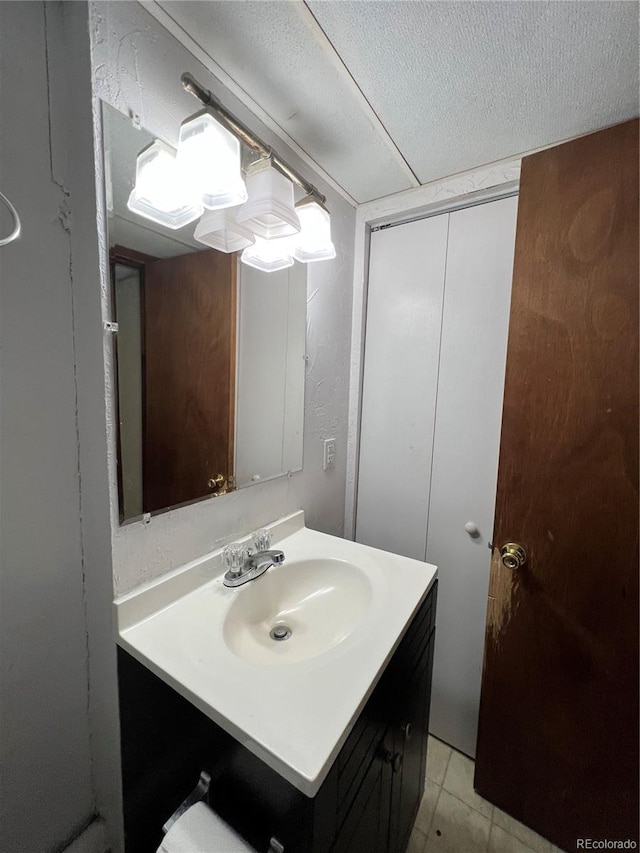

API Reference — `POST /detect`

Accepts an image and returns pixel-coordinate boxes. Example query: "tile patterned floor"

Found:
[407,736,566,853]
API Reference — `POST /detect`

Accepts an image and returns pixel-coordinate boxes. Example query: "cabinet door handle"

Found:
[382,748,403,774]
[400,722,412,741]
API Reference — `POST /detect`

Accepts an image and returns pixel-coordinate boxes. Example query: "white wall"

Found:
[90,1,356,596]
[0,3,120,852]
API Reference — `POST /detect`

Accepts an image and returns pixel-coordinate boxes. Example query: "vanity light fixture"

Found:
[292,194,336,263]
[240,235,295,273]
[194,208,255,253]
[236,158,301,240]
[177,109,247,210]
[127,140,203,230]
[181,72,336,273]
[127,73,337,271]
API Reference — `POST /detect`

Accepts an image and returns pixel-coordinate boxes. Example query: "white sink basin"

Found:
[115,511,437,796]
[223,558,373,665]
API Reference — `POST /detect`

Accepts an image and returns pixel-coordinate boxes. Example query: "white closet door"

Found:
[356,214,448,559]
[427,195,518,757]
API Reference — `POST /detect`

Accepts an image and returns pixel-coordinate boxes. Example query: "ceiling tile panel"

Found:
[156,0,416,203]
[307,0,639,186]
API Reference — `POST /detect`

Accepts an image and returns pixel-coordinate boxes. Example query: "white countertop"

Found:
[114,512,437,796]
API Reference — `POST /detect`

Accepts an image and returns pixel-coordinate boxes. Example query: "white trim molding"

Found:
[344,158,521,539]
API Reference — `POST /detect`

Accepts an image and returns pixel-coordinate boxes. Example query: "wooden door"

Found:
[143,249,236,513]
[475,120,639,850]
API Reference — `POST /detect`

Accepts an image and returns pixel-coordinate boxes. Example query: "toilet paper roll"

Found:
[157,802,256,853]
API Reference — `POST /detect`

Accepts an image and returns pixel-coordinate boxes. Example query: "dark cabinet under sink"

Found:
[118,580,437,853]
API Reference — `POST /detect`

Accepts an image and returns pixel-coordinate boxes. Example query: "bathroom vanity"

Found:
[115,513,437,852]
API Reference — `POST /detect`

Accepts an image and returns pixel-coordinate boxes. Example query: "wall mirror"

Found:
[102,103,306,523]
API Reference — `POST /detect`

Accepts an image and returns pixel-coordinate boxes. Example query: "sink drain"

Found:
[270,624,292,642]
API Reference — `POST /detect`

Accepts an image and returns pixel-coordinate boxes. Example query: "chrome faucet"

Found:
[223,549,285,588]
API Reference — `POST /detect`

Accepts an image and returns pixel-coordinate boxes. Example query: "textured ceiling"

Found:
[154,0,639,204]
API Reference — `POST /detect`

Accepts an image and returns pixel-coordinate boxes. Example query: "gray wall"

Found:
[0,3,121,852]
[90,1,357,596]
[0,2,355,850]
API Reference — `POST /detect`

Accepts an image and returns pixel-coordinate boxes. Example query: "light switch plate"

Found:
[323,438,336,471]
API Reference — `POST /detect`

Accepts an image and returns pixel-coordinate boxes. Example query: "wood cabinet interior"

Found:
[117,581,437,852]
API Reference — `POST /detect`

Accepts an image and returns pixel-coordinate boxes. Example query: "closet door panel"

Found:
[426,196,518,757]
[356,215,448,560]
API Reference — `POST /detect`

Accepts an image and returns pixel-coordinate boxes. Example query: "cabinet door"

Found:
[335,757,387,853]
[356,215,449,560]
[390,633,435,853]
[426,196,518,757]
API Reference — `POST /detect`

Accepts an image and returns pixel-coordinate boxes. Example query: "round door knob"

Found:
[465,522,480,537]
[400,721,413,741]
[208,474,225,492]
[500,542,527,570]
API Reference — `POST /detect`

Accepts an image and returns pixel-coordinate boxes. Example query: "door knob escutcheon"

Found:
[500,543,527,570]
[208,474,226,493]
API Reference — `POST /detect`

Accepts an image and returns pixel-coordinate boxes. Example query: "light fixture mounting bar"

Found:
[181,72,326,206]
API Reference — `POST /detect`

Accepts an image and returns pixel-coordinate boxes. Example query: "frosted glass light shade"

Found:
[241,236,294,273]
[177,110,247,210]
[194,208,255,253]
[127,140,203,230]
[236,161,301,239]
[292,196,336,263]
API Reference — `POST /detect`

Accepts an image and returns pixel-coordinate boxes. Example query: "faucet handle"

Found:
[252,528,272,552]
[223,543,248,576]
